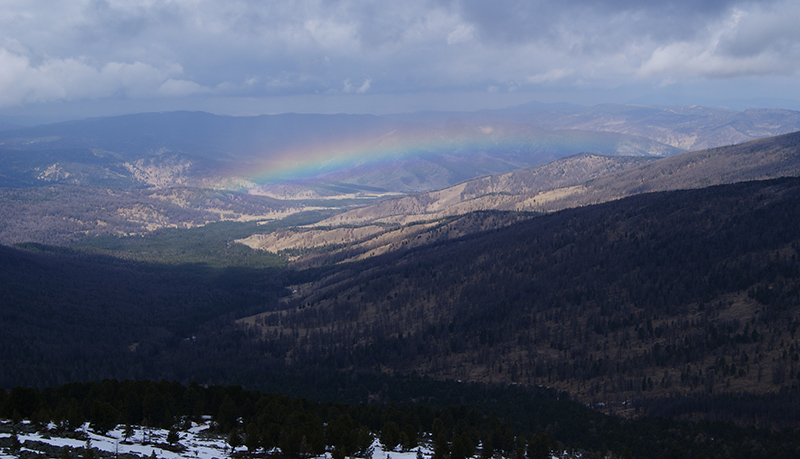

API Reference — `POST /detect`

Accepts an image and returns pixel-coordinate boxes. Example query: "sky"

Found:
[2,0,800,121]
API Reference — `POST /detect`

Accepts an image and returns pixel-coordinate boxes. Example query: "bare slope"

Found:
[241,131,800,262]
[527,129,800,213]
[316,153,654,227]
[0,186,299,245]
[313,130,800,227]
[236,154,651,257]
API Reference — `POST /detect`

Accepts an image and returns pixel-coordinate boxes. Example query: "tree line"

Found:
[4,379,800,459]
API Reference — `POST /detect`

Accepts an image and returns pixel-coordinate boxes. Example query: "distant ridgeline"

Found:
[2,379,800,459]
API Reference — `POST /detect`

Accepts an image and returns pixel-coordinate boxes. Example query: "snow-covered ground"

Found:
[0,420,432,459]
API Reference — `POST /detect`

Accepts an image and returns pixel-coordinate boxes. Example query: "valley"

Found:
[2,104,800,458]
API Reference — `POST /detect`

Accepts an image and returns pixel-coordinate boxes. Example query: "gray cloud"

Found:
[0,0,798,113]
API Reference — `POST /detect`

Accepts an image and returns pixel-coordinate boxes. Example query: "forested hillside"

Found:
[3,177,800,429]
[239,177,800,425]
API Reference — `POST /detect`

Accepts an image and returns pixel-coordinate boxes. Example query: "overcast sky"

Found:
[2,0,800,120]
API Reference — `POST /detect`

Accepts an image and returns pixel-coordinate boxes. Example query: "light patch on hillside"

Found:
[237,225,388,253]
[515,185,587,210]
[37,164,71,181]
[250,185,403,201]
[123,157,192,187]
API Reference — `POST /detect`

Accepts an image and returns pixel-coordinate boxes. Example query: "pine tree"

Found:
[167,429,180,445]
[10,431,21,452]
[123,424,135,443]
[433,432,449,459]
[245,422,261,452]
[228,430,242,450]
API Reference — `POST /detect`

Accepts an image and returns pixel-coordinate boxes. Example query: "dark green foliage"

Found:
[528,433,554,459]
[90,400,119,434]
[123,424,135,442]
[450,433,474,459]
[5,387,39,419]
[73,220,286,268]
[83,439,95,459]
[433,432,449,459]
[3,379,800,458]
[327,414,359,458]
[0,243,289,389]
[380,420,401,451]
[167,429,179,445]
[401,423,419,451]
[355,426,375,458]
[9,431,21,452]
[227,430,242,450]
[245,422,260,452]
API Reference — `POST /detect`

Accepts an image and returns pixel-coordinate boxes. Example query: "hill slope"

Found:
[3,178,800,428]
[237,130,800,264]
[312,130,800,228]
[237,177,800,423]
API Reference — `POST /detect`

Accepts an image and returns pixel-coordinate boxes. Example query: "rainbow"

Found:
[240,124,648,185]
[241,126,499,183]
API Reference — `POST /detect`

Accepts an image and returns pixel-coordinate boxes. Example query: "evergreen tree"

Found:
[10,431,21,452]
[381,421,402,452]
[402,424,419,451]
[245,422,261,452]
[83,439,95,459]
[355,426,375,458]
[450,433,473,459]
[527,433,553,459]
[433,432,449,459]
[228,430,242,451]
[123,424,135,443]
[91,401,119,435]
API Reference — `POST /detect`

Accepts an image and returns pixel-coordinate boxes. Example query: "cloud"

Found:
[638,41,780,79]
[0,0,799,113]
[342,78,371,94]
[0,47,203,107]
[158,79,208,97]
[447,23,475,45]
[527,68,573,84]
[637,1,800,79]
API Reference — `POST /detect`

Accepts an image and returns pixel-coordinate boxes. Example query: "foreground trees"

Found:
[3,379,800,458]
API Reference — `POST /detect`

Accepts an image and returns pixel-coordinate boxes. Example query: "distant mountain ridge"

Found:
[2,104,798,195]
[311,153,655,227]
[456,103,800,151]
[0,110,681,194]
[1,105,800,245]
[310,130,800,228]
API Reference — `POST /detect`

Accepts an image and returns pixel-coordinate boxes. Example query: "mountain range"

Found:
[241,130,800,261]
[2,104,800,246]
[3,104,800,436]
